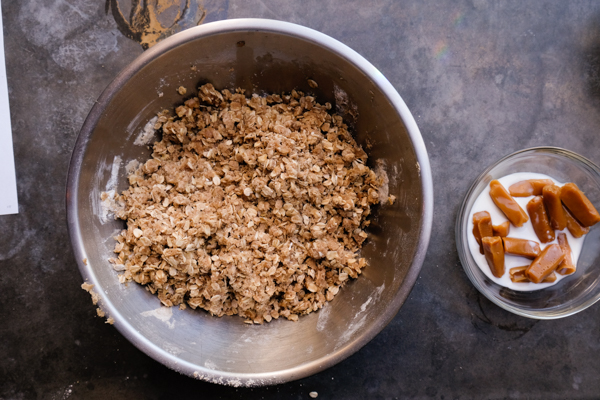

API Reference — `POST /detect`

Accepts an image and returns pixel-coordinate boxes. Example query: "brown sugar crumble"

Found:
[81,282,113,323]
[81,282,99,305]
[109,83,382,324]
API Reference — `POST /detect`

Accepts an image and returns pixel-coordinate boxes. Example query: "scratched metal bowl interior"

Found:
[456,147,600,319]
[67,19,433,386]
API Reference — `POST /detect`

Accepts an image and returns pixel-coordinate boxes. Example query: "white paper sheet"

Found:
[0,0,18,216]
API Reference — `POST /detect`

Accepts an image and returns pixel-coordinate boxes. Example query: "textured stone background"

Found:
[3,0,600,399]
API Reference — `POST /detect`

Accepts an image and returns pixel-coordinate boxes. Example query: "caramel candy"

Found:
[508,179,554,197]
[509,266,557,283]
[564,206,590,238]
[489,180,529,227]
[526,196,555,243]
[509,266,529,283]
[502,237,541,259]
[560,182,600,227]
[472,211,494,254]
[542,185,567,231]
[525,244,565,283]
[556,232,576,275]
[544,272,558,283]
[492,221,510,237]
[482,236,505,278]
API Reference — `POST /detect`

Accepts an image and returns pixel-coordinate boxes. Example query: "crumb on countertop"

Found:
[81,282,100,305]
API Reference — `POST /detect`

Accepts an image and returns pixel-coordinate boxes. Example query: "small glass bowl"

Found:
[456,147,600,319]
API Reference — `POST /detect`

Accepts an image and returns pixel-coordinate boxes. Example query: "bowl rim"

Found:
[66,18,433,386]
[456,146,600,320]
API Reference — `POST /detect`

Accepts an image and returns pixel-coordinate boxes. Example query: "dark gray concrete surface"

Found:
[3,1,600,399]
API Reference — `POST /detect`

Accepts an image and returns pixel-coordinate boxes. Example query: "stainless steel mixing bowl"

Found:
[67,19,433,386]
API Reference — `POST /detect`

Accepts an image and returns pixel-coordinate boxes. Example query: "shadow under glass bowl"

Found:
[66,19,433,386]
[456,146,600,319]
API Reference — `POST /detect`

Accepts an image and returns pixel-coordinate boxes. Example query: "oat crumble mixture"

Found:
[109,83,382,324]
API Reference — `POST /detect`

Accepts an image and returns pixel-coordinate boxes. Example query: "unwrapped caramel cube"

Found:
[482,236,505,278]
[489,180,529,227]
[502,237,541,259]
[473,211,494,254]
[508,179,553,197]
[526,196,555,243]
[564,206,589,238]
[510,266,557,283]
[542,185,567,231]
[525,244,565,284]
[492,221,510,237]
[556,232,575,275]
[560,182,600,227]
